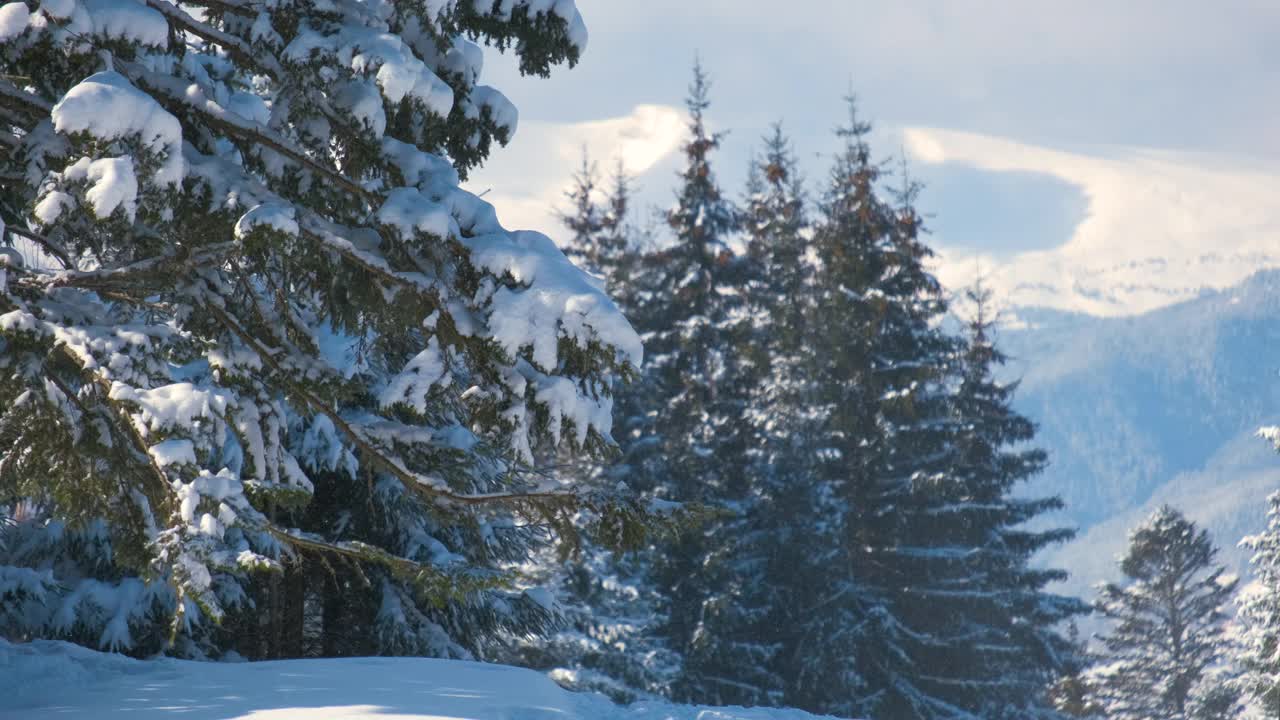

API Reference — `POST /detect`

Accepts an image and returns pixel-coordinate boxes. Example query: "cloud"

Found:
[903,127,1280,317]
[467,2,1279,320]
[465,104,685,236]
[488,0,1280,159]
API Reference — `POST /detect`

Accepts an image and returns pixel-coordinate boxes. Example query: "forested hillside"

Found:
[1002,270,1280,598]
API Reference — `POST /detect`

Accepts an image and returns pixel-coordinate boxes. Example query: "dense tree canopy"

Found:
[0,0,650,659]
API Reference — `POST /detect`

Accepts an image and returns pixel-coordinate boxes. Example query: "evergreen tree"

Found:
[687,123,814,708]
[0,0,650,659]
[558,153,634,293]
[744,125,813,394]
[764,99,1086,719]
[1093,505,1239,720]
[1188,668,1245,720]
[1047,624,1105,719]
[558,152,607,277]
[508,544,680,703]
[595,163,644,313]
[782,96,961,718]
[0,506,181,653]
[500,151,679,702]
[632,123,815,709]
[1237,442,1280,718]
[886,281,1084,718]
[622,62,752,705]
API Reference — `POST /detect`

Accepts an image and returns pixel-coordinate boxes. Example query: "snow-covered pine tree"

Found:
[0,505,179,652]
[556,152,605,277]
[1188,669,1245,720]
[499,153,679,702]
[890,281,1084,718]
[557,152,633,287]
[507,543,680,703]
[0,0,648,659]
[622,62,753,705]
[1093,505,1239,720]
[1236,430,1280,718]
[785,96,962,719]
[742,125,810,353]
[1047,623,1105,719]
[676,123,814,708]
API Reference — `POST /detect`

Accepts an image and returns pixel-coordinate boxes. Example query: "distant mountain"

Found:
[997,269,1280,600]
[910,126,1280,320]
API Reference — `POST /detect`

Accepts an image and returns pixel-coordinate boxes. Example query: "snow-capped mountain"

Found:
[904,126,1280,319]
[997,269,1280,600]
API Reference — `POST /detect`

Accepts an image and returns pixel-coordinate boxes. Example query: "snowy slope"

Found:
[0,639,841,720]
[997,269,1280,599]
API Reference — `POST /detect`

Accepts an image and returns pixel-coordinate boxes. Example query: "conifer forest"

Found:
[0,2,1276,719]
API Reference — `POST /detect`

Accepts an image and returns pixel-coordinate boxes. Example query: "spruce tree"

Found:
[1188,670,1245,720]
[636,124,815,709]
[686,123,814,708]
[508,544,679,703]
[0,509,177,652]
[623,62,751,705]
[886,281,1084,718]
[765,98,1086,719]
[1093,505,1239,720]
[507,75,754,702]
[500,152,678,702]
[1048,624,1105,719]
[558,152,633,290]
[782,96,960,718]
[1237,458,1280,717]
[557,151,605,275]
[0,0,649,658]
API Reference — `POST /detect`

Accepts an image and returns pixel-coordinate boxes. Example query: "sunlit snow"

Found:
[0,640,840,720]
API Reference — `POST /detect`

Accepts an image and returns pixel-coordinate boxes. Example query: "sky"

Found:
[466,1,1280,318]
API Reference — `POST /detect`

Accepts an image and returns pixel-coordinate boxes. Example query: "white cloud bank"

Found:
[906,127,1280,317]
[468,109,1280,321]
[465,104,685,236]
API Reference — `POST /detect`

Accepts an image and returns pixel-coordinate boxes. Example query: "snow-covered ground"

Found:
[0,639,839,720]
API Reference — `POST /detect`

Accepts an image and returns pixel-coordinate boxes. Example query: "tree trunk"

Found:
[282,559,306,657]
[322,575,344,657]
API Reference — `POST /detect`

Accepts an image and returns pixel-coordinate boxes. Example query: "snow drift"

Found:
[0,639,841,720]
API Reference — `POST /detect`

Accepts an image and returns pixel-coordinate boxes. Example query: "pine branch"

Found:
[36,243,236,291]
[143,0,285,78]
[140,0,374,156]
[0,104,37,133]
[171,0,258,18]
[0,79,51,123]
[201,299,582,510]
[299,220,442,295]
[118,60,377,204]
[43,348,174,520]
[2,225,73,270]
[47,343,487,601]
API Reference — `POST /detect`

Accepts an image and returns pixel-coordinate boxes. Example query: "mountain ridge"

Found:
[996,268,1280,597]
